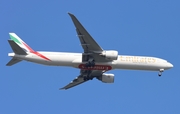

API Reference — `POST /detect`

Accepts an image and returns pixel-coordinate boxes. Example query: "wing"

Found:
[61,13,111,90]
[60,70,103,90]
[68,13,103,53]
[60,74,86,90]
[68,13,111,62]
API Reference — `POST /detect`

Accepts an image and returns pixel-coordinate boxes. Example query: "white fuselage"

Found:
[8,51,173,71]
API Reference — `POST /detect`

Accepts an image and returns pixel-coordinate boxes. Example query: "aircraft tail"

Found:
[6,58,22,66]
[7,33,34,66]
[8,40,27,55]
[9,33,35,53]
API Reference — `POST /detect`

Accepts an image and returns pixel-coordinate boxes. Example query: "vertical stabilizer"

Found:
[9,33,35,53]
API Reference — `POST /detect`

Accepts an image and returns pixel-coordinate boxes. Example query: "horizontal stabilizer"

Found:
[6,58,22,66]
[8,40,27,55]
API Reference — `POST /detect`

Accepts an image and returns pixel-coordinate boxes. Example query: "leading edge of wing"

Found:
[68,12,103,52]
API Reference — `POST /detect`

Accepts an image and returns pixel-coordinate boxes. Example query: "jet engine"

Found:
[101,50,118,60]
[97,73,114,83]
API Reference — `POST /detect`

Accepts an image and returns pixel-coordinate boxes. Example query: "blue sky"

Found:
[1,0,180,113]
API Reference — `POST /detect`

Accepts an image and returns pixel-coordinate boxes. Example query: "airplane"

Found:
[6,13,173,90]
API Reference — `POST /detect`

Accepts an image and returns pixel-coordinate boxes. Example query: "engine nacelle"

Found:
[101,50,118,60]
[97,73,114,83]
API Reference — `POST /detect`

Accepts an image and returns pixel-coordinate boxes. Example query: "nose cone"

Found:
[167,62,173,69]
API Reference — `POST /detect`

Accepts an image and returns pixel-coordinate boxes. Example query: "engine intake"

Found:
[97,73,114,83]
[101,50,118,60]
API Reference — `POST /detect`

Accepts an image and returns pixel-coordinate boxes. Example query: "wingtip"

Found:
[6,62,11,66]
[59,88,66,90]
[67,12,74,16]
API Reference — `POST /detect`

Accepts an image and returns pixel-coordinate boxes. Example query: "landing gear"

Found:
[82,70,94,81]
[85,58,95,67]
[83,57,95,81]
[83,76,88,81]
[83,75,94,81]
[158,69,164,77]
[158,72,162,76]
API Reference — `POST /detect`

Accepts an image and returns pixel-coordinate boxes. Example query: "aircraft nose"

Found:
[167,62,173,68]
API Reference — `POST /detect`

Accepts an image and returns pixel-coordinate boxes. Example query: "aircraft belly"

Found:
[23,55,50,65]
[47,55,79,66]
[73,61,116,70]
[114,62,164,71]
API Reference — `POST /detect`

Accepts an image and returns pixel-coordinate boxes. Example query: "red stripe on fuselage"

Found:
[22,42,50,61]
[22,42,34,52]
[32,51,51,61]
